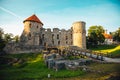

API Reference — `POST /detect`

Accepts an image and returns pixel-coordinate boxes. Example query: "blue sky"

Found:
[0,0,120,35]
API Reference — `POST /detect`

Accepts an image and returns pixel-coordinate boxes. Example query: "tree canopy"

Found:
[0,27,20,52]
[3,33,13,43]
[87,25,105,48]
[88,25,105,35]
[0,27,6,51]
[112,27,120,42]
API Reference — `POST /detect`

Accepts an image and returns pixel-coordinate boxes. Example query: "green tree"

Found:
[88,25,104,34]
[13,35,20,43]
[0,27,6,51]
[0,27,4,38]
[87,25,105,47]
[113,28,120,42]
[3,33,13,43]
[87,31,98,48]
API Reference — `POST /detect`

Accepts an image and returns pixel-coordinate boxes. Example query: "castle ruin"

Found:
[4,14,86,53]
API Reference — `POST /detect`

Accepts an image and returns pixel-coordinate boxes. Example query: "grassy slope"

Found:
[0,53,85,80]
[90,45,120,58]
[0,52,120,80]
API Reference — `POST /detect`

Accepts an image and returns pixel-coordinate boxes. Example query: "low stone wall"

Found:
[4,42,44,54]
[9,50,42,54]
[44,53,92,71]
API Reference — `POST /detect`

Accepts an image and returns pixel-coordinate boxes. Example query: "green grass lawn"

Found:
[0,52,120,80]
[0,53,85,80]
[89,45,120,58]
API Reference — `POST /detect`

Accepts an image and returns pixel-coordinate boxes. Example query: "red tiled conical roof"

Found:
[23,14,43,25]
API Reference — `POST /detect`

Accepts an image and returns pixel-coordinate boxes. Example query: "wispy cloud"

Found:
[0,6,22,20]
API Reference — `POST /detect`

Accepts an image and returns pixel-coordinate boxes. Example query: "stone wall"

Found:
[4,20,86,54]
[20,21,43,46]
[41,28,72,47]
[21,20,86,49]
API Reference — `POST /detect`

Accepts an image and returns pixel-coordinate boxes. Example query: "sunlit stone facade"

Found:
[4,14,86,53]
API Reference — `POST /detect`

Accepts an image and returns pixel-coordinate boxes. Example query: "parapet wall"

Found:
[41,28,72,33]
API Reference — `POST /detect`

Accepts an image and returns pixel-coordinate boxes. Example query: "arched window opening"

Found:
[71,34,72,39]
[42,34,44,39]
[29,33,31,37]
[58,41,60,45]
[71,41,73,45]
[66,36,68,40]
[29,23,31,28]
[44,42,46,46]
[52,41,54,45]
[66,41,68,44]
[37,26,38,28]
[57,34,59,39]
[52,34,54,40]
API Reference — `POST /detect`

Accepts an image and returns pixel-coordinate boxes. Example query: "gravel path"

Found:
[65,48,120,63]
[104,57,120,63]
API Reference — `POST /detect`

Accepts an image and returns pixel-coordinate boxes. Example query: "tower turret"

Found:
[20,14,43,46]
[23,14,43,35]
[72,21,86,49]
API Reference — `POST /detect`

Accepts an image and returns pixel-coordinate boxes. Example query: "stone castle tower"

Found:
[20,14,43,46]
[20,14,86,48]
[72,21,86,49]
[4,14,86,53]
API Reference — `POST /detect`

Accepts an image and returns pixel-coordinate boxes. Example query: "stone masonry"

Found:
[4,14,86,53]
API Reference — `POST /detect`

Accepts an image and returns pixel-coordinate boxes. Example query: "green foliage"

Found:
[87,25,105,48]
[3,33,13,43]
[88,26,104,34]
[0,27,6,51]
[110,50,120,58]
[0,27,20,51]
[89,45,120,58]
[87,32,98,47]
[112,27,120,42]
[89,45,117,50]
[66,55,86,60]
[0,38,6,51]
[13,35,20,43]
[0,27,4,38]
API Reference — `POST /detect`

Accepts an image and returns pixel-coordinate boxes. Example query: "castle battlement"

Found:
[4,14,86,54]
[41,28,72,33]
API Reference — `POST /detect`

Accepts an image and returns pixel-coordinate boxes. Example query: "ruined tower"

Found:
[72,21,86,49]
[20,14,43,46]
[4,14,87,54]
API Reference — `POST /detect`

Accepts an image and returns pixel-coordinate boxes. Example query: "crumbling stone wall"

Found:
[41,28,72,47]
[4,16,86,53]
